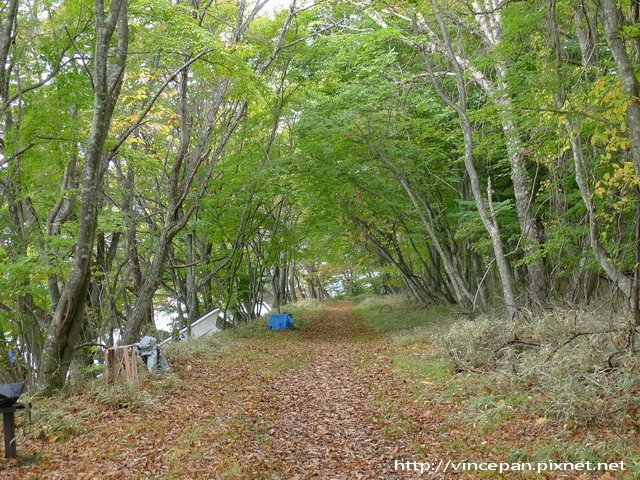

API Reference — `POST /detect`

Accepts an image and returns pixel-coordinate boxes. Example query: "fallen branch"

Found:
[561,328,620,348]
[606,349,638,370]
[495,340,541,352]
[379,304,392,313]
[452,364,485,374]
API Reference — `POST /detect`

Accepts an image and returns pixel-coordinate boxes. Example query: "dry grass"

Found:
[431,309,640,426]
[356,297,640,426]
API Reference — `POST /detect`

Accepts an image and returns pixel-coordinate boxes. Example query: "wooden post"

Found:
[104,345,138,384]
[2,409,16,458]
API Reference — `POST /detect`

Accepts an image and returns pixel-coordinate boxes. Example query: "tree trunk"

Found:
[600,0,640,184]
[399,177,474,306]
[471,2,547,301]
[600,0,640,340]
[39,0,130,392]
[288,259,297,302]
[421,5,517,317]
[566,120,632,297]
[186,231,200,326]
[495,63,547,302]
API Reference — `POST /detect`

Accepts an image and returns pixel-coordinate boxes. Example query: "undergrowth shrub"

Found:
[357,295,640,426]
[435,310,640,425]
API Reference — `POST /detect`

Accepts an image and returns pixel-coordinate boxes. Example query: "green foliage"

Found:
[2,0,640,409]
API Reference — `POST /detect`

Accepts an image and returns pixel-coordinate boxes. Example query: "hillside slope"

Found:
[2,302,635,479]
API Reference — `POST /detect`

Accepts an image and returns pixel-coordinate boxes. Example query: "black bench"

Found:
[1,402,29,458]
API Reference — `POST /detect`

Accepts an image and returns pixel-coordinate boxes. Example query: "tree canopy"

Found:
[1,0,639,390]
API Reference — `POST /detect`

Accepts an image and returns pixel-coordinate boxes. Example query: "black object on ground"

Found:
[0,382,24,408]
[1,402,29,458]
[0,382,28,458]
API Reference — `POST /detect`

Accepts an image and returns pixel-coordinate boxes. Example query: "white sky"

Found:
[265,0,299,14]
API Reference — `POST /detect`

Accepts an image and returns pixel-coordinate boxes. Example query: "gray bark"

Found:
[288,259,298,302]
[39,0,130,392]
[574,1,597,66]
[422,4,517,318]
[410,3,546,301]
[596,0,639,335]
[186,231,200,327]
[566,120,632,297]
[600,0,640,182]
[471,2,547,301]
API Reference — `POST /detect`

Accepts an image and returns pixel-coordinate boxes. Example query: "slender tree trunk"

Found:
[186,231,200,325]
[471,2,547,301]
[421,5,517,317]
[399,177,474,306]
[460,116,517,317]
[307,263,318,299]
[600,0,640,342]
[39,0,129,391]
[288,259,297,302]
[122,229,173,344]
[410,2,545,303]
[271,266,282,313]
[566,120,632,297]
[600,0,640,183]
[495,65,547,302]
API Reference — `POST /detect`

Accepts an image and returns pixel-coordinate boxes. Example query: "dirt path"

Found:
[4,303,455,479]
[244,302,431,479]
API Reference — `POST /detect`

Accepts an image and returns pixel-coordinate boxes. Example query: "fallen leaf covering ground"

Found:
[0,302,634,479]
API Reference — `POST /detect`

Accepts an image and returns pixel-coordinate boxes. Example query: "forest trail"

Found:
[242,302,436,479]
[3,303,463,479]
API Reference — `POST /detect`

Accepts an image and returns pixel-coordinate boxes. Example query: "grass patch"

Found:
[30,397,88,443]
[453,394,523,434]
[331,293,370,303]
[89,379,151,411]
[282,298,324,317]
[355,294,453,334]
[369,396,417,442]
[511,435,640,478]
[165,329,236,362]
[393,354,454,383]
[227,301,315,340]
[166,299,316,357]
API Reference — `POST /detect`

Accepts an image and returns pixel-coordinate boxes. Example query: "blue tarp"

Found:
[267,313,294,330]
